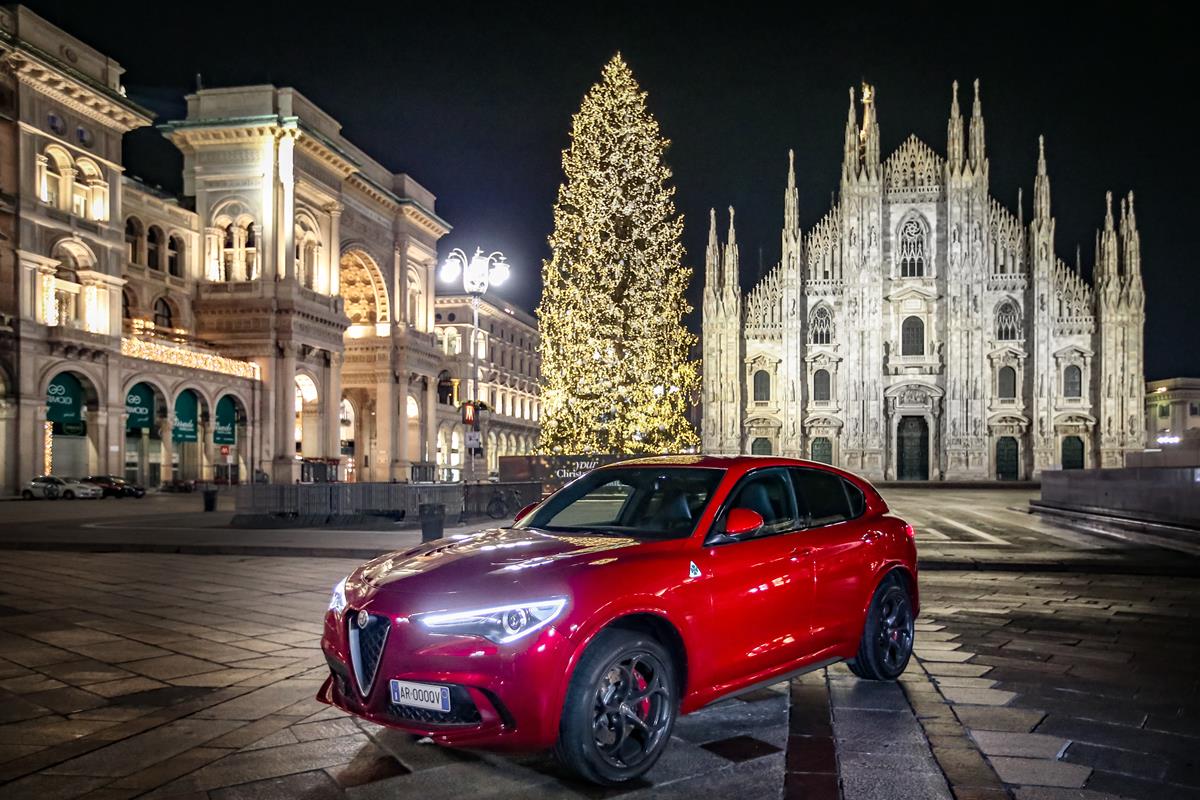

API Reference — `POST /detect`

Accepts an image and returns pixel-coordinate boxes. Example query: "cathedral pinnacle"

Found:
[1037,135,1046,175]
[728,206,737,245]
[708,208,718,247]
[787,149,796,189]
[968,78,986,167]
[1104,191,1114,231]
[1033,136,1051,222]
[947,80,964,168]
[950,80,961,118]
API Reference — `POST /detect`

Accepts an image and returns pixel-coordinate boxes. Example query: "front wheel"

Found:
[847,575,915,681]
[62,490,75,500]
[555,629,677,786]
[21,489,33,500]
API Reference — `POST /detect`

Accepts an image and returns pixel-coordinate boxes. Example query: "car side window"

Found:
[724,469,797,537]
[790,468,854,527]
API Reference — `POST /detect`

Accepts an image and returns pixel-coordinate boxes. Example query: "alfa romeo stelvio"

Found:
[318,455,918,785]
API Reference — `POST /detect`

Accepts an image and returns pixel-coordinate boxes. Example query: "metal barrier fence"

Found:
[235,481,543,521]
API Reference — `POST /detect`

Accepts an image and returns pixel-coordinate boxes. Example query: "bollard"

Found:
[202,487,218,512]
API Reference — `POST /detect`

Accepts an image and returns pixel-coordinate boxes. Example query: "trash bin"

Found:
[202,488,218,512]
[419,503,445,542]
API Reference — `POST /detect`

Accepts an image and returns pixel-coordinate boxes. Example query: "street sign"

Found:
[220,445,230,457]
[466,431,482,449]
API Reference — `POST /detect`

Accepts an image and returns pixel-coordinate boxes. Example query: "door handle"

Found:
[792,547,814,558]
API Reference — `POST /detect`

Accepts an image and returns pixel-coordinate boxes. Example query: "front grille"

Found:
[389,683,482,726]
[348,611,389,696]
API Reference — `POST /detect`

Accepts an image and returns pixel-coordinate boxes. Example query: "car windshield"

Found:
[515,467,724,540]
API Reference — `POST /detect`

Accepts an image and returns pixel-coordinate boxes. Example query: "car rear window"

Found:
[790,468,863,527]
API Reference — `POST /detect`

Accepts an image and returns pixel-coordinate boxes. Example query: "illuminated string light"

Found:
[121,337,259,380]
[536,54,699,455]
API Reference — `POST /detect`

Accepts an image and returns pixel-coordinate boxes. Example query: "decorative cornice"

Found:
[4,51,152,132]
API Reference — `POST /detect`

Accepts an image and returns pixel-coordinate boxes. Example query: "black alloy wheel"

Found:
[556,629,677,785]
[848,576,915,681]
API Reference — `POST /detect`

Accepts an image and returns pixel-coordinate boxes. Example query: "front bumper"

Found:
[317,602,574,751]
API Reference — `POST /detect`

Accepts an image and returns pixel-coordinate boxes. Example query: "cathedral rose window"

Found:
[898,218,927,277]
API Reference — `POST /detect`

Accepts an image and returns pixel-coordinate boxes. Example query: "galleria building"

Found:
[0,7,540,496]
[702,82,1145,480]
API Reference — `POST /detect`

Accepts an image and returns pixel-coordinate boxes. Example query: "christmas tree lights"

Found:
[537,55,699,455]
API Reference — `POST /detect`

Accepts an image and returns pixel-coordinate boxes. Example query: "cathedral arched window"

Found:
[998,366,1017,399]
[813,369,831,402]
[751,437,773,455]
[753,370,770,403]
[898,218,927,277]
[901,316,924,356]
[996,300,1021,341]
[810,306,832,346]
[1063,365,1082,399]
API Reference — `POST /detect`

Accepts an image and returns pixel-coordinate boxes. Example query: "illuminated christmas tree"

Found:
[537,54,700,455]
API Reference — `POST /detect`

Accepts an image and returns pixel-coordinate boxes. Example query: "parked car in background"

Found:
[319,455,918,785]
[21,476,102,500]
[81,475,146,498]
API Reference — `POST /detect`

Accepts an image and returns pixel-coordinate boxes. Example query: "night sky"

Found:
[24,2,1193,379]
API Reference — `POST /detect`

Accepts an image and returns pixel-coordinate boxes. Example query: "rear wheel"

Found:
[62,490,75,500]
[847,575,915,681]
[555,629,677,785]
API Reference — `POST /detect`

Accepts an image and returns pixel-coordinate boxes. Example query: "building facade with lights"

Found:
[0,6,463,494]
[703,82,1146,480]
[1146,378,1200,449]
[434,293,540,480]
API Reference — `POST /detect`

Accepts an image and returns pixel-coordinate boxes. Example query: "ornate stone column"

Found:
[204,227,225,281]
[326,202,343,296]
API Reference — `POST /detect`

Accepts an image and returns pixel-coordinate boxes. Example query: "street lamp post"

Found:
[439,247,510,484]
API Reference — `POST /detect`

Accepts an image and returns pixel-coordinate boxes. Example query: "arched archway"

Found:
[213,393,249,485]
[339,249,390,329]
[295,373,320,461]
[338,397,357,482]
[811,437,833,464]
[405,394,421,464]
[1062,436,1084,470]
[45,370,102,478]
[122,378,169,487]
[172,388,211,482]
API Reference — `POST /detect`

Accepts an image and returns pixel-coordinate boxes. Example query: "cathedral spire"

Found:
[723,206,740,289]
[947,80,964,169]
[968,79,986,168]
[1033,135,1051,222]
[1097,191,1120,284]
[1018,188,1024,227]
[782,150,800,272]
[705,207,721,288]
[1076,243,1082,273]
[842,86,859,181]
[861,82,880,174]
[1121,190,1143,293]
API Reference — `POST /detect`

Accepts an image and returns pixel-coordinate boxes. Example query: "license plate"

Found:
[389,679,451,712]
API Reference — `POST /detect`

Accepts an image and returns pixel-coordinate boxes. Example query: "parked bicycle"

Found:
[486,487,524,520]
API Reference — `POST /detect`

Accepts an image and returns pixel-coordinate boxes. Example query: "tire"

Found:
[847,574,915,681]
[555,628,678,786]
[21,490,33,500]
[486,498,506,520]
[63,490,75,500]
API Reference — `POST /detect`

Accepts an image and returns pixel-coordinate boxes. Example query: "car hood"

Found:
[356,527,659,599]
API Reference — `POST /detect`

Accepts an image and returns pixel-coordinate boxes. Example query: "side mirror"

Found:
[513,502,539,524]
[724,508,765,538]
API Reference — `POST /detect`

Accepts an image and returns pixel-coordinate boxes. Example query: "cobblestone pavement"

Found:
[1,490,1198,799]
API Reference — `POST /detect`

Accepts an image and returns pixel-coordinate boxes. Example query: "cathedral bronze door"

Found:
[1061,436,1084,470]
[897,416,929,480]
[996,437,1019,481]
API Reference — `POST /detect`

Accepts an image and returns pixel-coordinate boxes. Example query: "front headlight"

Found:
[329,577,348,615]
[416,598,567,643]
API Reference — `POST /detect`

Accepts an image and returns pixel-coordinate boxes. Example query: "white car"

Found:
[21,476,102,500]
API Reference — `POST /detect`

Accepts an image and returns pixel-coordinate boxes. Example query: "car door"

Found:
[695,468,813,690]
[789,468,872,654]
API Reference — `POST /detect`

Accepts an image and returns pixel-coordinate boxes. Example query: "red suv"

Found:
[319,456,918,785]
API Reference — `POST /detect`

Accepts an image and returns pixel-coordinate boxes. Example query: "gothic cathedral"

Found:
[701,82,1145,480]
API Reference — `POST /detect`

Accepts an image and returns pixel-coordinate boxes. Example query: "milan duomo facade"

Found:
[702,82,1146,481]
